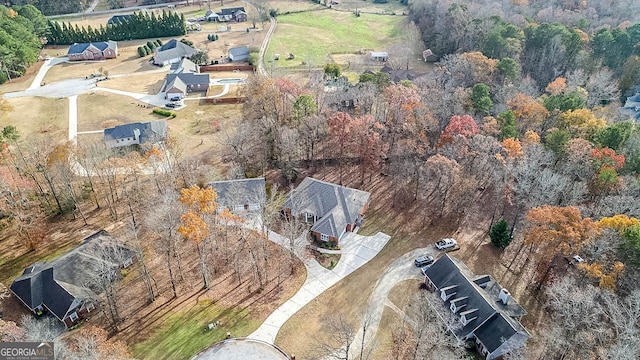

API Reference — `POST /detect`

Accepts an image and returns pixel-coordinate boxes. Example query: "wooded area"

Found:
[0,5,47,84]
[46,11,188,45]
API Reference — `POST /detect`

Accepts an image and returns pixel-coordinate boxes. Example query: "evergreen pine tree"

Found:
[489,219,512,249]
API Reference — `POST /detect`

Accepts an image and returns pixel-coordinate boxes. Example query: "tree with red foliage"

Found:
[438,115,479,146]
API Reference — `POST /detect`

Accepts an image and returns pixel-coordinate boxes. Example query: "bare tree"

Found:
[144,192,185,298]
[314,314,358,360]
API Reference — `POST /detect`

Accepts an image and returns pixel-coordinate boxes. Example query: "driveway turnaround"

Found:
[192,338,289,360]
[248,231,390,344]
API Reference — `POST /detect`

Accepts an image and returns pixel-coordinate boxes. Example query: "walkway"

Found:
[248,231,390,344]
[68,95,78,145]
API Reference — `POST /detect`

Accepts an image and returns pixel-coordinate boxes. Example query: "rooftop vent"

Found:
[499,288,511,305]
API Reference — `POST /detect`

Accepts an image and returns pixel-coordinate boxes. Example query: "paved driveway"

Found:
[247,231,391,344]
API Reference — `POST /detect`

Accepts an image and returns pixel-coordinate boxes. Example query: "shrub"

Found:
[146,41,156,50]
[143,45,150,55]
[137,46,146,57]
[153,108,176,118]
[180,38,194,46]
[156,39,162,46]
[490,219,512,249]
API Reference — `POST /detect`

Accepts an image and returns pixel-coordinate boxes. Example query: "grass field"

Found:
[1,97,69,140]
[77,92,155,132]
[132,299,258,360]
[265,10,405,69]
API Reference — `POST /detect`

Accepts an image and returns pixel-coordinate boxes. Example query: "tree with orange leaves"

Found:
[525,206,599,289]
[178,185,218,289]
[578,261,625,290]
[501,138,524,159]
[438,115,479,146]
[507,93,550,132]
[545,77,567,95]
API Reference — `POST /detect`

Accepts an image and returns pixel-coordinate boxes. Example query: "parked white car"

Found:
[435,238,458,250]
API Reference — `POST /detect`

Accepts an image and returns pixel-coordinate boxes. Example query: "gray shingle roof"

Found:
[284,178,370,238]
[9,231,134,322]
[229,46,250,58]
[474,313,518,353]
[170,58,199,74]
[103,120,167,143]
[107,14,133,25]
[219,7,246,15]
[208,178,266,210]
[423,255,529,350]
[67,41,117,55]
[154,39,198,65]
[163,73,210,91]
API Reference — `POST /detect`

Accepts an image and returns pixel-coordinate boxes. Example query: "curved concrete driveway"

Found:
[28,57,68,91]
[347,247,434,358]
[248,231,391,344]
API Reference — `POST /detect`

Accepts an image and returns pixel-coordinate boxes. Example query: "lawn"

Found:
[132,299,258,360]
[265,10,405,69]
[1,96,69,140]
[77,91,155,132]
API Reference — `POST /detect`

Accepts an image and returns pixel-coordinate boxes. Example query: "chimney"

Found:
[133,128,141,140]
[499,288,511,305]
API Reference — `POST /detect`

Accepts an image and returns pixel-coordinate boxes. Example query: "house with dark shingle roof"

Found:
[218,7,247,22]
[228,46,250,62]
[284,177,371,244]
[153,39,198,66]
[380,64,426,83]
[107,14,134,25]
[9,231,135,328]
[423,255,530,359]
[67,41,118,61]
[103,120,167,148]
[209,178,266,213]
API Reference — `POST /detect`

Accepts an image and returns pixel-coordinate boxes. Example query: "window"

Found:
[321,233,329,242]
[69,312,79,322]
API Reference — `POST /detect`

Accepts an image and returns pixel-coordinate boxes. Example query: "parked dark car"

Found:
[170,96,181,102]
[414,255,434,267]
[165,103,177,108]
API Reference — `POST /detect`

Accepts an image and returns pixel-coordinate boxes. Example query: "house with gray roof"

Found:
[153,39,198,66]
[423,255,530,359]
[284,177,371,244]
[162,72,210,99]
[623,93,640,121]
[67,41,118,61]
[103,120,167,148]
[170,58,199,74]
[228,46,250,62]
[107,14,133,25]
[218,7,247,22]
[9,231,135,328]
[209,178,266,213]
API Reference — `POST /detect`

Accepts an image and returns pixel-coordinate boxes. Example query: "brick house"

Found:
[283,177,371,245]
[67,41,118,61]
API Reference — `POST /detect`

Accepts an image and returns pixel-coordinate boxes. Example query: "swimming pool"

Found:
[214,78,246,84]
